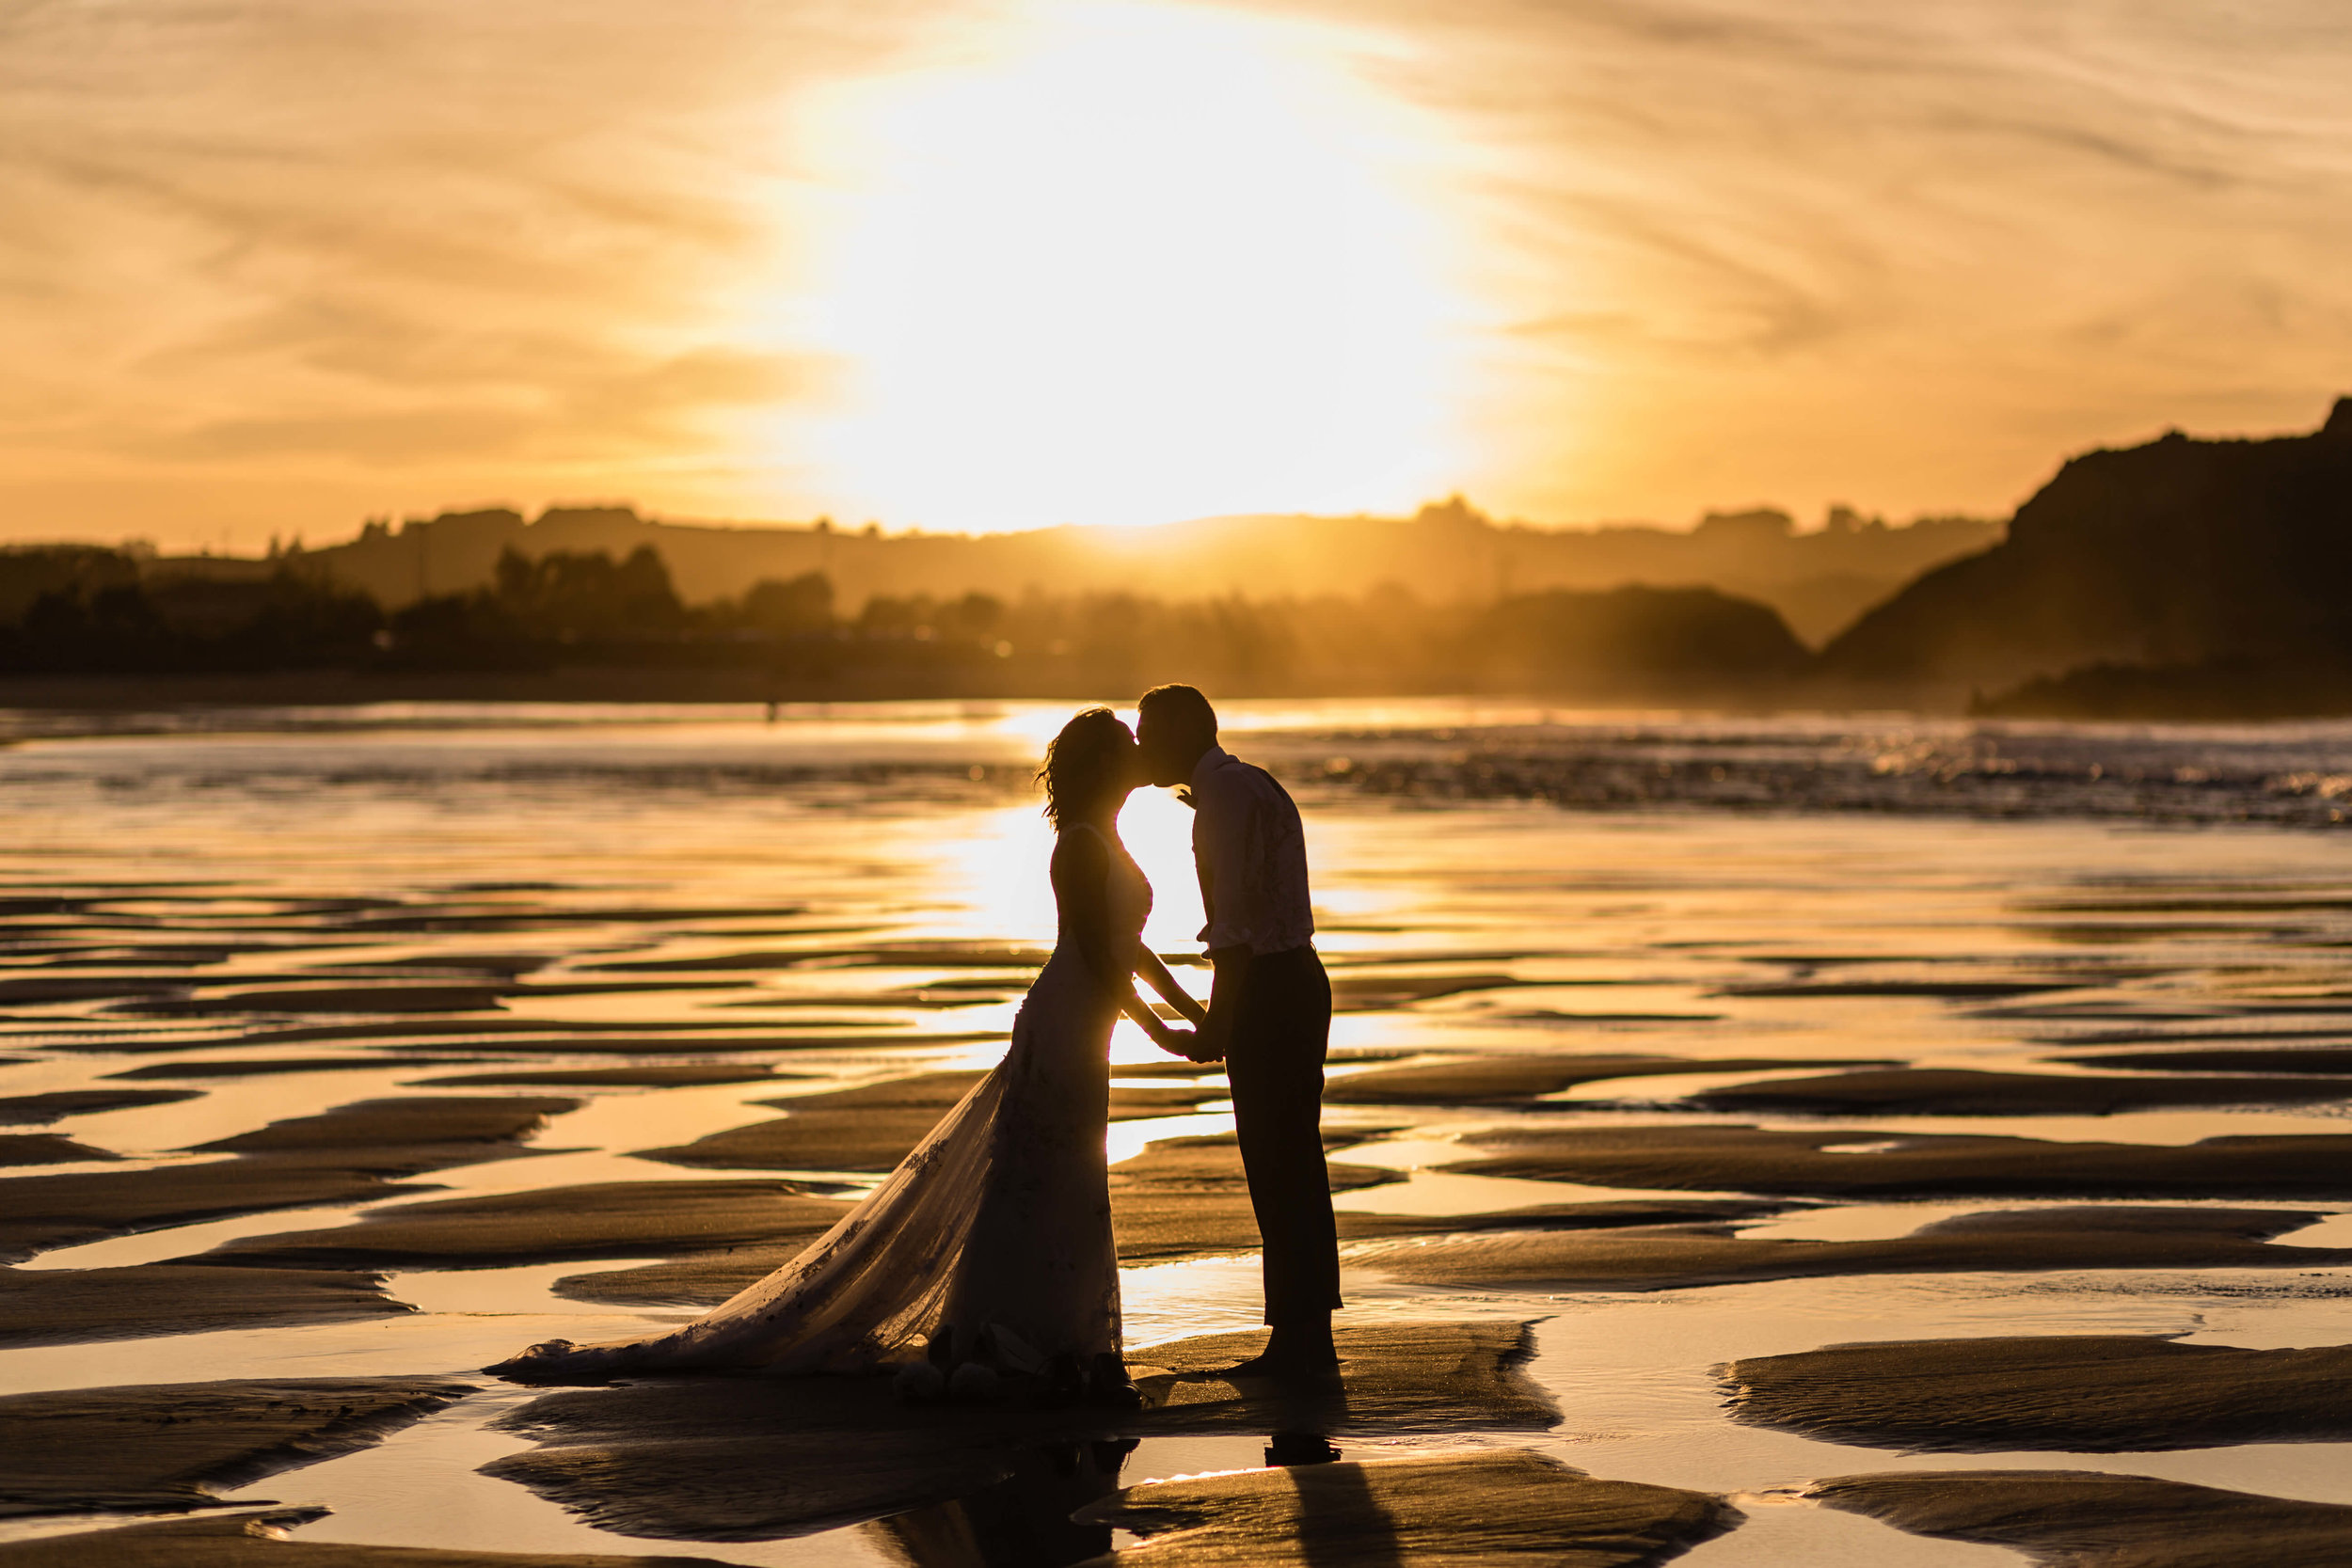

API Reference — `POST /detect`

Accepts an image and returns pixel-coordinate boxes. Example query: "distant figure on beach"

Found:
[485,706,1208,1402]
[1136,683,1340,1376]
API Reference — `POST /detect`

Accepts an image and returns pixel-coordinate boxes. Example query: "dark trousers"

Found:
[1216,944,1340,1326]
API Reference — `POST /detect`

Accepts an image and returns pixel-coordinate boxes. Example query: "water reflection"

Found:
[1290,1454,1401,1568]
[866,1440,1137,1568]
[865,1429,1358,1568]
[1266,1432,1342,1466]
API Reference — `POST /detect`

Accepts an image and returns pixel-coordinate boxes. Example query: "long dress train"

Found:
[487,825,1146,1383]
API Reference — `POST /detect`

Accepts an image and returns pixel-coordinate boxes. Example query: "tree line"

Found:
[0,542,1812,695]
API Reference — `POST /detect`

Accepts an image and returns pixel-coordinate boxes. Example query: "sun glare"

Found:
[797,3,1465,531]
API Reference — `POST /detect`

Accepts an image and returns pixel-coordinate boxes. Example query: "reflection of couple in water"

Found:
[492,683,1341,1401]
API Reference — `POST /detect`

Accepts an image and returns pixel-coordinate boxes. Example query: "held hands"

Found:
[1136,1006,1222,1064]
[1151,1024,1224,1066]
[1165,989,1219,1062]
[1124,959,1217,1062]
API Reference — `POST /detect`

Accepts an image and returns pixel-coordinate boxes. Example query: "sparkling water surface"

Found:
[5,700,2351,1564]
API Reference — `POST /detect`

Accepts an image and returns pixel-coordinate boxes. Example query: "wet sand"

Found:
[0,1097,580,1259]
[1724,1335,2352,1451]
[1812,1469,2352,1567]
[196,1182,854,1272]
[0,1134,111,1167]
[483,1322,1549,1541]
[636,1072,1229,1174]
[0,1263,406,1347]
[1446,1122,2352,1198]
[0,1087,202,1123]
[560,1132,1407,1304]
[1088,1449,1735,1566]
[1365,1205,2352,1291]
[2059,1045,2352,1075]
[0,1377,472,1516]
[3,702,2352,1565]
[0,1509,740,1566]
[1322,1052,1860,1105]
[410,1069,801,1089]
[1687,1065,2352,1115]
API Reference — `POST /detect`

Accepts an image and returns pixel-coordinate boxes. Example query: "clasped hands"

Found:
[1120,950,1218,1063]
[1129,989,1220,1064]
[1152,1022,1223,1065]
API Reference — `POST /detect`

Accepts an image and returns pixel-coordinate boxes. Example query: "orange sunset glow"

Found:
[6,0,2350,547]
[11,5,2352,1560]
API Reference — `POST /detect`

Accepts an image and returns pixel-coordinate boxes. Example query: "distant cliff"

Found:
[294,499,1994,647]
[1821,400,2352,694]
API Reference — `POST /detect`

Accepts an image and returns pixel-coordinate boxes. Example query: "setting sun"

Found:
[794,3,1467,531]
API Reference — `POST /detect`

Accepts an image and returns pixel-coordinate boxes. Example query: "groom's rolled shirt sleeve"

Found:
[1193,763,1245,951]
[1190,748,1314,956]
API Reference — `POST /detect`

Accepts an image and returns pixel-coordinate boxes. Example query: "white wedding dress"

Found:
[489,825,1142,1383]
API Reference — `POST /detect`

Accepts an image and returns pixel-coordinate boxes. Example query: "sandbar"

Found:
[1326,1053,1860,1106]
[1364,1205,2351,1291]
[0,1507,741,1565]
[193,1097,578,1158]
[1328,973,1529,1009]
[0,1096,578,1259]
[0,1133,115,1167]
[0,1376,473,1517]
[2058,1045,2352,1075]
[1084,1449,1735,1566]
[1448,1122,2352,1198]
[1688,1066,2352,1115]
[107,1058,479,1080]
[0,1087,203,1124]
[1724,978,2077,999]
[406,1066,793,1088]
[200,1180,852,1270]
[1724,1334,2352,1450]
[1812,1468,2352,1568]
[40,1019,860,1054]
[0,1262,407,1347]
[130,986,513,1017]
[589,942,1050,973]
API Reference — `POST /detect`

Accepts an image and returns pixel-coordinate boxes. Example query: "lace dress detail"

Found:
[487,824,1148,1383]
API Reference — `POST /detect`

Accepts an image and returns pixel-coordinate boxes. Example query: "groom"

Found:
[1136,684,1339,1377]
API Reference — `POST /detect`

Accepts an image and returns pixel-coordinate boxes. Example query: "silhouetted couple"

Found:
[490,684,1341,1394]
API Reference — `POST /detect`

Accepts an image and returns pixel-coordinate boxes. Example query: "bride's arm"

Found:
[1118,986,1200,1054]
[1053,831,1207,1058]
[1119,942,1208,1057]
[1135,949,1209,1026]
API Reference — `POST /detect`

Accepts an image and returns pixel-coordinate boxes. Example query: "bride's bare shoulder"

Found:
[1050,823,1110,879]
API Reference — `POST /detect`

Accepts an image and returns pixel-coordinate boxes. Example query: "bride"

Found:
[487,708,1207,1401]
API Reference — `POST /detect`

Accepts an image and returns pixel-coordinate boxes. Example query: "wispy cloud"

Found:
[3,0,2349,545]
[0,0,936,541]
[1248,0,2352,518]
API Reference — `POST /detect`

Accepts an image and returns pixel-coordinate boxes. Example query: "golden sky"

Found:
[5,0,2350,549]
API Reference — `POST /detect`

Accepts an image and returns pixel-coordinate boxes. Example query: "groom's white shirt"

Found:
[1186,745,1314,956]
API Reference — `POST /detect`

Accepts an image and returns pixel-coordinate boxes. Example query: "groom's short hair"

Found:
[1139,683,1216,744]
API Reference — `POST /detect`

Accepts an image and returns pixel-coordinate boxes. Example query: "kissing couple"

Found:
[491,684,1342,1400]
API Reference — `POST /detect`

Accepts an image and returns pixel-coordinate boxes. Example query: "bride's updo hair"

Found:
[1038,706,1135,829]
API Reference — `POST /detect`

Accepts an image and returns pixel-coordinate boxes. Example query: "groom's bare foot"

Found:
[1216,1343,1341,1383]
